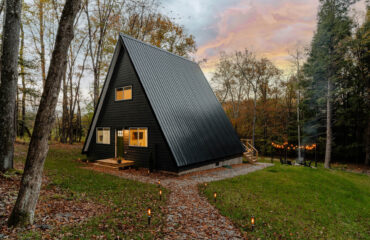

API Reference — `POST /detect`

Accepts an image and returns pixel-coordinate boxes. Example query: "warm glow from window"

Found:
[129,128,148,147]
[116,86,132,101]
[96,128,110,144]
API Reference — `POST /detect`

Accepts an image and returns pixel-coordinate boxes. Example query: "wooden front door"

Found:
[123,129,129,157]
[116,129,124,158]
[116,129,129,158]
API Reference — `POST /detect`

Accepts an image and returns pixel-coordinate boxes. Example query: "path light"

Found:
[158,180,160,186]
[159,189,162,201]
[214,192,217,203]
[204,183,207,187]
[251,216,255,231]
[147,208,151,226]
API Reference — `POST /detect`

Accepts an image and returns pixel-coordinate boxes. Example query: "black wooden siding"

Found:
[87,47,177,172]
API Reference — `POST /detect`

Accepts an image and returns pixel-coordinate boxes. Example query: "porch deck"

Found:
[94,158,134,169]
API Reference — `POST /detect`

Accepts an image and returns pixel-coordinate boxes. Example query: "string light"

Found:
[271,142,317,150]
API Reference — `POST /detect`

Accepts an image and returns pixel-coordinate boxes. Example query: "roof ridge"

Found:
[119,33,197,64]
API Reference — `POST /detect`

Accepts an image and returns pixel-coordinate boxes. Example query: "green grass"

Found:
[199,163,370,240]
[13,143,167,239]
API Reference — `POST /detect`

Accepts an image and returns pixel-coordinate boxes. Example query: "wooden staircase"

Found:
[241,139,258,162]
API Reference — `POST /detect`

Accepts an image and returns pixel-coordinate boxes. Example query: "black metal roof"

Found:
[119,33,244,167]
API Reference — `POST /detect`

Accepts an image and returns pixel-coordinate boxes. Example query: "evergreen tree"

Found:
[303,0,357,168]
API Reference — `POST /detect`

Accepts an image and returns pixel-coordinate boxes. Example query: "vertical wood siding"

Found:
[87,47,177,172]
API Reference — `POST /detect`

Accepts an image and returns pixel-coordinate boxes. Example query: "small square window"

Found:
[116,86,132,101]
[96,127,110,144]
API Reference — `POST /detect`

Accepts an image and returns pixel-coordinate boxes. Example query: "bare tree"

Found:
[212,52,250,133]
[257,58,281,153]
[0,0,22,172]
[235,50,258,146]
[8,0,81,226]
[84,0,118,107]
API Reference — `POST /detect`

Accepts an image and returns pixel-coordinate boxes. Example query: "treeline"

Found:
[213,1,369,166]
[12,0,197,144]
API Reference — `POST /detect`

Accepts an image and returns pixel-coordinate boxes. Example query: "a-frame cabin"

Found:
[82,33,245,174]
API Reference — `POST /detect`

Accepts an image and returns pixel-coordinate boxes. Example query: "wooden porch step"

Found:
[93,163,120,169]
[96,158,135,168]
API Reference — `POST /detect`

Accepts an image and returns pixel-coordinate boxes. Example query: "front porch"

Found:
[94,158,134,170]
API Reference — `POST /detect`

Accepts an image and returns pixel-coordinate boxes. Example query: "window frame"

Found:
[129,127,148,148]
[115,85,132,101]
[96,127,111,145]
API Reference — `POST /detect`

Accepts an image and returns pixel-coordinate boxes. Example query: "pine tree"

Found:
[303,0,356,168]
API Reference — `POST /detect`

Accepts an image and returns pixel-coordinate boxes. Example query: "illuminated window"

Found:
[117,130,123,137]
[129,128,148,147]
[115,86,132,101]
[96,128,110,144]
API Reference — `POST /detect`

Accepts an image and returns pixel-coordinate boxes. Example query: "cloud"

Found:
[194,0,320,76]
[162,0,368,78]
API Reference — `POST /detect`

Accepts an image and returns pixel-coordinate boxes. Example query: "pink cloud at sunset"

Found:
[163,0,367,78]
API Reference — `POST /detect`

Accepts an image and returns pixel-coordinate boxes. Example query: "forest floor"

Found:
[0,143,167,239]
[199,161,370,239]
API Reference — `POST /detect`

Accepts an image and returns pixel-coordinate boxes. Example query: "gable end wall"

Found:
[87,46,177,172]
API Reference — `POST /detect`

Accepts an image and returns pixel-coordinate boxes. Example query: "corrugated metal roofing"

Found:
[120,33,244,167]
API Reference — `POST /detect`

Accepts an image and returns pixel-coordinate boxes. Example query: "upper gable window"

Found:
[115,86,132,101]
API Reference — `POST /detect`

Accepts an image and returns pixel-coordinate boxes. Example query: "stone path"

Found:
[85,163,272,239]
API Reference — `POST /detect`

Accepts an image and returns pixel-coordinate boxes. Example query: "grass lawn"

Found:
[12,143,167,239]
[199,163,370,239]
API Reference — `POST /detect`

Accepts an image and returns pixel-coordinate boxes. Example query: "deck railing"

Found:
[241,138,258,162]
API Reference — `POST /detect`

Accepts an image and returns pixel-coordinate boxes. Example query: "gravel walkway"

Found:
[84,162,272,239]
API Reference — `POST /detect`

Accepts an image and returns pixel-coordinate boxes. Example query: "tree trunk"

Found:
[8,0,81,226]
[39,0,46,86]
[252,92,257,147]
[365,120,370,165]
[297,86,302,164]
[20,22,26,138]
[77,100,82,142]
[61,72,68,143]
[365,67,370,165]
[324,79,332,169]
[68,65,74,144]
[0,0,22,172]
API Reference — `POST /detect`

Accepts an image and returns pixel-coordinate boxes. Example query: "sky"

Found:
[161,0,367,79]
